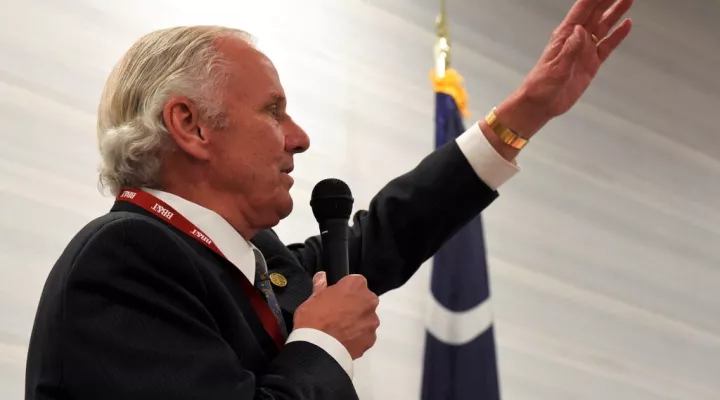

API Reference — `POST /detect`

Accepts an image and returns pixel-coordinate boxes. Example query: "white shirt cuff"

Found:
[286,328,354,379]
[455,121,520,190]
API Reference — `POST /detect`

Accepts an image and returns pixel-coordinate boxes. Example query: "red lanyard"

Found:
[116,188,285,349]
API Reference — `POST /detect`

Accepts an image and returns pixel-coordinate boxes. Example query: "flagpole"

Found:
[431,0,469,117]
[434,0,451,79]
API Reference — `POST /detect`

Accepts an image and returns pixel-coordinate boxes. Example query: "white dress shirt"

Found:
[141,122,518,380]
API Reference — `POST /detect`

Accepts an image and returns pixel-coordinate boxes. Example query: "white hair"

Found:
[96,25,253,196]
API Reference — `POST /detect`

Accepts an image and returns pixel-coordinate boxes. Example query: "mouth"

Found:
[281,167,294,186]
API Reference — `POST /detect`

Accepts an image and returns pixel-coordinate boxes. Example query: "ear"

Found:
[162,97,210,161]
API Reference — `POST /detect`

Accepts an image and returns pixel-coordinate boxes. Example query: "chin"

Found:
[277,196,293,220]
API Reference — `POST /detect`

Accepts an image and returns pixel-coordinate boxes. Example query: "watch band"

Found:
[484,107,529,150]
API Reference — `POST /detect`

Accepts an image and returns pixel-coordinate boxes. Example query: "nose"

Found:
[285,118,310,154]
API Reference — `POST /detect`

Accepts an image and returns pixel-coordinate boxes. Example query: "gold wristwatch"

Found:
[484,107,528,150]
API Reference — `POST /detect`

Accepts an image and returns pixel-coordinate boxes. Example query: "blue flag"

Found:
[421,70,501,400]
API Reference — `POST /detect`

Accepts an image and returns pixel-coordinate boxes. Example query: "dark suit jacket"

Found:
[25,140,498,400]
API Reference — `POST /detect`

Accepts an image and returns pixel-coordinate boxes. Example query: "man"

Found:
[25,0,633,399]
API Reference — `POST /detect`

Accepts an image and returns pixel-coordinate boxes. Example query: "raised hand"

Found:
[493,0,633,139]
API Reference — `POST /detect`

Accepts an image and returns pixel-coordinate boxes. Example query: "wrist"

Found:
[494,87,551,139]
[285,328,355,379]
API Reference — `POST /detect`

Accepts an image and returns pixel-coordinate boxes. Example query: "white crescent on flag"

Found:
[424,293,495,346]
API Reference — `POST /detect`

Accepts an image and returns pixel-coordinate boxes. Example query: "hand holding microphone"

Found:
[295,273,380,359]
[293,179,380,359]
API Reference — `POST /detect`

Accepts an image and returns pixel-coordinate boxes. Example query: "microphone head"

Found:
[310,178,354,222]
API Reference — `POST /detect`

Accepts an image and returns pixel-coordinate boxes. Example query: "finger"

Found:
[583,0,615,35]
[597,18,632,62]
[367,294,380,310]
[312,271,327,294]
[564,0,604,25]
[596,0,634,38]
[362,332,378,355]
[372,314,381,330]
[341,274,368,289]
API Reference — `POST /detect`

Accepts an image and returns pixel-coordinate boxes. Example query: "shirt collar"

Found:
[141,188,257,284]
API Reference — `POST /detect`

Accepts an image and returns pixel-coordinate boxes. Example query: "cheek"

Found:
[208,136,252,186]
[213,122,286,187]
[214,141,241,172]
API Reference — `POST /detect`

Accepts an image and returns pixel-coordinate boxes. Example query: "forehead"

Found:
[215,36,283,100]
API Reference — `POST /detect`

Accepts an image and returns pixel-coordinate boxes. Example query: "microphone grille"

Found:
[310,178,354,221]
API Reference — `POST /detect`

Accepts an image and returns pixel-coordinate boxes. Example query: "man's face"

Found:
[202,37,310,229]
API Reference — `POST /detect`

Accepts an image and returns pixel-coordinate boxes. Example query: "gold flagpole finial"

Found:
[431,0,468,117]
[434,0,451,78]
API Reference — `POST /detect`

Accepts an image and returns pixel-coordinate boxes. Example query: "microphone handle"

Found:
[320,218,349,285]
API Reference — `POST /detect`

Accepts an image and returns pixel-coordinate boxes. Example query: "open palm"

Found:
[522,0,634,118]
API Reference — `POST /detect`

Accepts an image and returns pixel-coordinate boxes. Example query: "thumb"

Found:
[311,271,327,296]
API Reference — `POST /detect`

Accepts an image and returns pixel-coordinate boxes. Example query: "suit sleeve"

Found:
[287,140,498,295]
[60,217,355,400]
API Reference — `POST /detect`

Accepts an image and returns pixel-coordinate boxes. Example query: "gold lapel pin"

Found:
[269,272,288,288]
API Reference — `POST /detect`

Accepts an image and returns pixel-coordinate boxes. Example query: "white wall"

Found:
[1,0,720,399]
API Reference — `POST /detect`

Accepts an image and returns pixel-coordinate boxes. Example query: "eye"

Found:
[264,94,287,120]
[268,104,286,121]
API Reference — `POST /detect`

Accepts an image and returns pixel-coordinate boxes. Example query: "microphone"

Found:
[310,178,354,285]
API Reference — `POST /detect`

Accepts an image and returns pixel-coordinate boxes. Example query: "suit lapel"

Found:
[111,201,313,330]
[110,201,281,356]
[251,230,313,327]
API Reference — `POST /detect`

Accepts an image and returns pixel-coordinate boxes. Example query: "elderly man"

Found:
[25,0,632,399]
